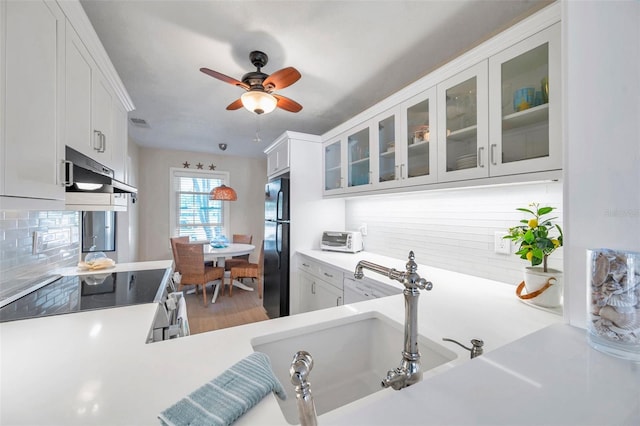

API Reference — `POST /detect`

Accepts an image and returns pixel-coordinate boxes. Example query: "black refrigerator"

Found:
[264,177,290,318]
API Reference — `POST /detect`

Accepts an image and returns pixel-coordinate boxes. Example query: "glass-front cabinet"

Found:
[401,87,437,185]
[346,122,372,190]
[437,62,489,182]
[322,21,561,195]
[323,122,374,195]
[323,139,342,193]
[488,23,561,176]
[374,108,401,187]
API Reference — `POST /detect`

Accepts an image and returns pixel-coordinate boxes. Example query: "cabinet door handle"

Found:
[311,282,316,295]
[62,160,73,187]
[337,296,342,306]
[100,132,106,153]
[400,163,405,179]
[93,130,102,151]
[490,144,497,165]
[477,147,485,168]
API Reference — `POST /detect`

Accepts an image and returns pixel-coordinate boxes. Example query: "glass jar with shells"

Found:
[587,248,640,361]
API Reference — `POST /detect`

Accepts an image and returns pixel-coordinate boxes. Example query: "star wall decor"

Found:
[182,161,216,170]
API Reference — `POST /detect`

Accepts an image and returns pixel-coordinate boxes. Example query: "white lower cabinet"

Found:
[299,270,344,313]
[298,257,344,313]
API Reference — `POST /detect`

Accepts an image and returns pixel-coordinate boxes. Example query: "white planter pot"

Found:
[516,267,563,308]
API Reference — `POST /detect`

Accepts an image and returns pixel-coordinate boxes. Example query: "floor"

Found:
[183,280,269,335]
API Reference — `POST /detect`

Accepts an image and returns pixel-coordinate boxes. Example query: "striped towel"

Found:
[159,352,286,426]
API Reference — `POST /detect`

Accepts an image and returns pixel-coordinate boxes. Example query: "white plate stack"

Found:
[455,153,477,170]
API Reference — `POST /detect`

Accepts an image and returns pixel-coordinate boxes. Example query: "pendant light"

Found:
[210,184,237,201]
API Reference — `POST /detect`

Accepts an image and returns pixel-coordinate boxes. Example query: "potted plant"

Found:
[504,203,563,307]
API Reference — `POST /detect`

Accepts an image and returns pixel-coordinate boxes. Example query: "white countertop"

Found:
[54,259,174,276]
[1,255,638,425]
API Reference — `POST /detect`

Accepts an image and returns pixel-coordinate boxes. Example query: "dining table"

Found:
[201,243,256,303]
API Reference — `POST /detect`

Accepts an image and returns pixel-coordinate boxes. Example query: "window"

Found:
[169,169,230,241]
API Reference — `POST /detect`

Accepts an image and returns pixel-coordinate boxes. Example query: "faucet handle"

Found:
[417,278,433,291]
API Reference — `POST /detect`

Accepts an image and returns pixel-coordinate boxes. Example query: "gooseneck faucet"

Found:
[354,251,433,390]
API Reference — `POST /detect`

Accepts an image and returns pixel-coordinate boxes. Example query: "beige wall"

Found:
[137,146,267,262]
[115,139,140,262]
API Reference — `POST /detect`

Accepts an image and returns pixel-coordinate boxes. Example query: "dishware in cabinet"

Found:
[400,87,438,185]
[373,107,402,188]
[323,138,343,194]
[346,122,373,191]
[488,23,561,176]
[437,62,489,183]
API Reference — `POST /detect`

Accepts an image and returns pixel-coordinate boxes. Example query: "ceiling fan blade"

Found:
[200,67,249,90]
[226,98,244,110]
[273,94,303,113]
[263,67,301,91]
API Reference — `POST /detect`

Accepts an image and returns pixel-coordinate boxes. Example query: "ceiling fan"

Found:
[200,50,302,115]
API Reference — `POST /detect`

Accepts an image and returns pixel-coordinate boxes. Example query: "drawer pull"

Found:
[323,272,333,278]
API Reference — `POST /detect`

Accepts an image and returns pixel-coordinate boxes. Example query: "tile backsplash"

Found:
[345,182,563,285]
[0,210,79,301]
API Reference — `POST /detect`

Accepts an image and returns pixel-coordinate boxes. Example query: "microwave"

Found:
[321,231,364,253]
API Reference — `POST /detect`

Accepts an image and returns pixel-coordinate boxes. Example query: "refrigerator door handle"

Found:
[276,189,284,221]
[276,222,282,270]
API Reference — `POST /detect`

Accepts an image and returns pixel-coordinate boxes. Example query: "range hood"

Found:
[65,146,137,211]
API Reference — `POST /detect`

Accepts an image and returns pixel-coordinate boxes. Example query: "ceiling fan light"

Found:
[241,91,277,115]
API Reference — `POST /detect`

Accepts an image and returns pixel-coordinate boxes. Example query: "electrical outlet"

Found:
[494,231,510,254]
[32,231,45,255]
[359,223,368,236]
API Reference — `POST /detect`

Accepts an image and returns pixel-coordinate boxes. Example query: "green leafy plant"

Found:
[504,203,563,272]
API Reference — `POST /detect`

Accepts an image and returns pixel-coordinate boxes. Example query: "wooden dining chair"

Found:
[229,242,264,299]
[174,243,225,306]
[224,234,253,270]
[170,236,189,274]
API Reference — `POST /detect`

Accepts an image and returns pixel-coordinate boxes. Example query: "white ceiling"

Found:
[80,0,552,158]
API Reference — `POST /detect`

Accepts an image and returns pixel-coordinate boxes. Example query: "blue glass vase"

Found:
[211,234,229,248]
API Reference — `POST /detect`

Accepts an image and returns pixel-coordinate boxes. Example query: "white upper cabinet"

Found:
[488,22,561,176]
[372,107,403,188]
[66,23,118,168]
[65,24,93,157]
[111,100,128,182]
[323,121,375,196]
[345,122,373,192]
[265,137,290,178]
[320,5,561,197]
[1,0,66,205]
[399,87,438,186]
[323,137,343,194]
[437,61,489,182]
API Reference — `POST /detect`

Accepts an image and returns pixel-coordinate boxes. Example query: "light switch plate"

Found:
[494,231,510,254]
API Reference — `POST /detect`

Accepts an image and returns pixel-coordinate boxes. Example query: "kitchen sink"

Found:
[251,311,457,424]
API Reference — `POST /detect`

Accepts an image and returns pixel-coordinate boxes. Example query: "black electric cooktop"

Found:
[0,269,170,323]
